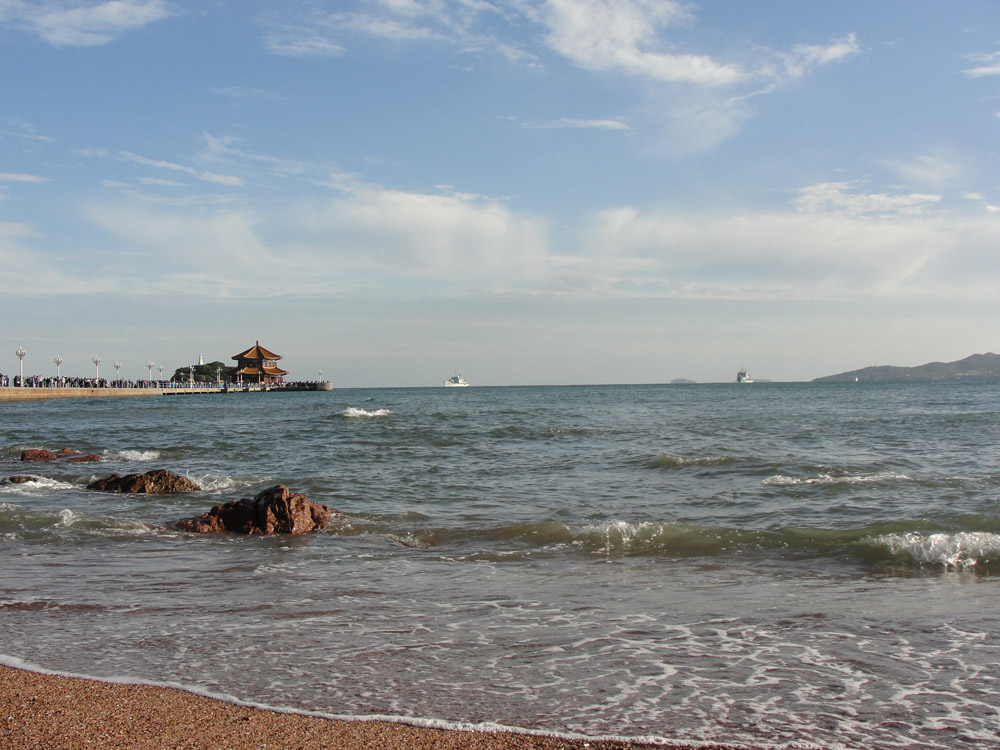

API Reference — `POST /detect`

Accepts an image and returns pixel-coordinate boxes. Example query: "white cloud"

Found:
[16,0,174,47]
[117,151,244,187]
[541,0,745,85]
[564,181,1000,302]
[792,181,941,216]
[962,51,1000,78]
[884,152,964,186]
[0,173,51,183]
[530,117,631,130]
[779,34,860,80]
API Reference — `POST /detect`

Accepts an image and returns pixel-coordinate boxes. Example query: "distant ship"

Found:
[736,368,754,383]
[444,373,470,387]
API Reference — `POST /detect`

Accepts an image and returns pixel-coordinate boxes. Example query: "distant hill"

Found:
[813,353,1000,383]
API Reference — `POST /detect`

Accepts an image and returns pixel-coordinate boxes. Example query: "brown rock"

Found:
[66,454,101,463]
[20,449,59,462]
[2,475,40,484]
[177,484,339,535]
[87,469,201,494]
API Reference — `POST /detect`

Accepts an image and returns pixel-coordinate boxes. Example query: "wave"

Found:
[647,452,736,470]
[0,476,75,494]
[335,407,394,419]
[870,531,1000,569]
[102,449,161,462]
[762,470,911,486]
[343,516,1000,571]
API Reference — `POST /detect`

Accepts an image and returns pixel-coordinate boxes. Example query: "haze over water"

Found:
[2,381,999,749]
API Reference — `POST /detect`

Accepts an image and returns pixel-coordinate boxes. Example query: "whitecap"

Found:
[763,471,910,486]
[871,531,1000,569]
[103,449,161,462]
[337,407,393,419]
[0,476,75,493]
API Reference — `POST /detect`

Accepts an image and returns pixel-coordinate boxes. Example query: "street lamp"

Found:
[158,364,164,381]
[146,360,154,381]
[16,347,26,386]
[54,355,63,380]
[114,361,122,382]
[92,355,101,381]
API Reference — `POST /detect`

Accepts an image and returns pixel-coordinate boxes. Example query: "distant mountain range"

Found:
[813,353,1000,383]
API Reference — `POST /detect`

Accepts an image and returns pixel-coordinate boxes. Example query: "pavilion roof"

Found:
[232,341,283,361]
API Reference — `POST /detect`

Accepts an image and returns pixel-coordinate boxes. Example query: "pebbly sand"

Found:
[0,664,748,750]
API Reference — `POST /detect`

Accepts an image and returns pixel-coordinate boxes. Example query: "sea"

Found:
[1,381,999,749]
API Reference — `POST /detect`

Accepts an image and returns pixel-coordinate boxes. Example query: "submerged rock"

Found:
[21,448,101,463]
[1,475,40,484]
[177,484,339,535]
[87,469,201,494]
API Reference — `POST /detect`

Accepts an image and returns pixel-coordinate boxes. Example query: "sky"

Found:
[2,0,1000,386]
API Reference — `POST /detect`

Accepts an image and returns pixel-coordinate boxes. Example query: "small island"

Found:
[813,352,1000,383]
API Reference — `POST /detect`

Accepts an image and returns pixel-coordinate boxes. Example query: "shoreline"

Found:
[0,663,749,750]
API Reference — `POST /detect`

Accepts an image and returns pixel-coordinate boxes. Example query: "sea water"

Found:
[1,382,999,749]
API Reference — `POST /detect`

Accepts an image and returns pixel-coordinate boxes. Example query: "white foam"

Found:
[763,471,910,486]
[103,449,161,462]
[337,407,393,418]
[0,476,75,493]
[872,531,1000,569]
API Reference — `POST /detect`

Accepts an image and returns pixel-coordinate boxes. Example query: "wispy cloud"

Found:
[0,173,52,183]
[117,151,244,187]
[792,182,942,217]
[962,50,1000,78]
[211,86,285,101]
[884,152,964,187]
[524,117,631,131]
[6,0,175,47]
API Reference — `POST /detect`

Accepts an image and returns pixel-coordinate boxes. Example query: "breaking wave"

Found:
[335,407,394,419]
[344,517,1000,571]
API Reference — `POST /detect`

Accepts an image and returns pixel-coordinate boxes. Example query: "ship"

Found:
[736,368,754,383]
[444,373,470,387]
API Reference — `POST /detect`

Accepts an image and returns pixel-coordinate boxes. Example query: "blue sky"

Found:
[2,0,999,385]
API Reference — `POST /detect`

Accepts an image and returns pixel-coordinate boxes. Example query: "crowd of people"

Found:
[0,374,211,389]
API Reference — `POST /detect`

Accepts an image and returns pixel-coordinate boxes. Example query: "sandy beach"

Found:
[0,665,745,750]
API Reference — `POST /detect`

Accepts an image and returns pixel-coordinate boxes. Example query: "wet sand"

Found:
[0,664,747,750]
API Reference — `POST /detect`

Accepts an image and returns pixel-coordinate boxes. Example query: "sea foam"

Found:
[871,531,1000,569]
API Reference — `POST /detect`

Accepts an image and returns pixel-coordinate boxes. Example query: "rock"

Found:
[1,475,40,484]
[20,448,100,462]
[177,484,338,535]
[87,469,201,494]
[20,449,59,462]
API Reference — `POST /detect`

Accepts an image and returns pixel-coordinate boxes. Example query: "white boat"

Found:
[444,373,470,387]
[736,368,754,383]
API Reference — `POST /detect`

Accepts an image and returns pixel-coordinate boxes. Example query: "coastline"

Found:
[0,664,746,750]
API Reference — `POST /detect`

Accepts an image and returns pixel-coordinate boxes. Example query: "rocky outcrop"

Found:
[21,448,101,463]
[177,484,339,535]
[87,469,201,494]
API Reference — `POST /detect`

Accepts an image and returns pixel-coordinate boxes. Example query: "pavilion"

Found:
[232,341,289,385]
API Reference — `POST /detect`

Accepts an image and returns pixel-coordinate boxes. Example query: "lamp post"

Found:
[16,347,26,386]
[146,360,154,381]
[158,364,164,383]
[92,355,101,381]
[114,361,122,383]
[54,355,63,381]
